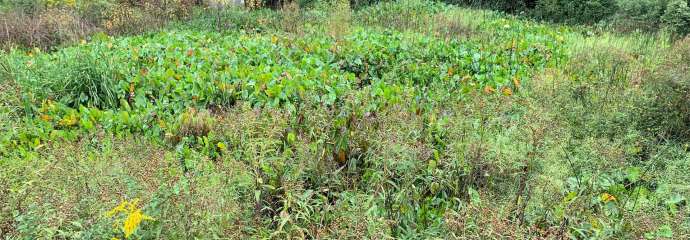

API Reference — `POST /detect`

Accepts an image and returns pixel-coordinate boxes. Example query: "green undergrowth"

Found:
[1,0,689,239]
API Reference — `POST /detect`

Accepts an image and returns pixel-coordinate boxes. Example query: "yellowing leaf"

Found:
[600,193,616,203]
[513,76,521,89]
[40,114,52,121]
[59,113,78,127]
[217,142,227,151]
[502,87,513,96]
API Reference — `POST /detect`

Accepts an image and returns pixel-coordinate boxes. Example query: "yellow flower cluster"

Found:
[107,199,155,239]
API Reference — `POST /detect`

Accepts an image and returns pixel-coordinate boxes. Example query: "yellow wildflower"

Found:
[123,209,154,238]
[107,200,128,217]
[107,198,155,239]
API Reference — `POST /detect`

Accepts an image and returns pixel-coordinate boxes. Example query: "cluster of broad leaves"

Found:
[0,25,563,155]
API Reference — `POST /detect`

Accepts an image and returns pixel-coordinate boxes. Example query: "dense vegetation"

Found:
[1,0,689,239]
[450,0,690,37]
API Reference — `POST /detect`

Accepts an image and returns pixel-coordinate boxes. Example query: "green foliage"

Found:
[535,0,618,24]
[610,0,667,32]
[661,0,690,37]
[639,38,690,141]
[2,1,690,239]
[7,46,122,109]
[447,0,618,24]
[452,0,536,12]
[355,0,449,29]
[450,0,690,37]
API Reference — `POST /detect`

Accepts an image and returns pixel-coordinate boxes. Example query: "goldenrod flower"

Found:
[107,198,155,239]
[123,209,154,238]
[106,201,128,217]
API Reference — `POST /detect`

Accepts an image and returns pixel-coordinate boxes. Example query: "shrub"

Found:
[0,8,94,50]
[535,0,618,24]
[610,0,666,32]
[355,0,449,30]
[102,3,157,35]
[0,0,45,13]
[447,0,534,13]
[661,0,690,37]
[639,37,690,141]
[0,0,201,49]
[348,0,393,9]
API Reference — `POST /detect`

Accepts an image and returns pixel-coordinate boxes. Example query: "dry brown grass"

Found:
[0,8,94,50]
[175,107,214,140]
[0,0,200,50]
[326,0,352,40]
[431,11,478,40]
[279,1,304,35]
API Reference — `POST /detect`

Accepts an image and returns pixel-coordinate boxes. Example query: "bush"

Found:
[0,8,95,50]
[0,0,45,13]
[535,0,618,24]
[661,0,690,37]
[0,0,200,49]
[639,37,690,141]
[443,0,535,13]
[610,0,666,32]
[355,0,449,30]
